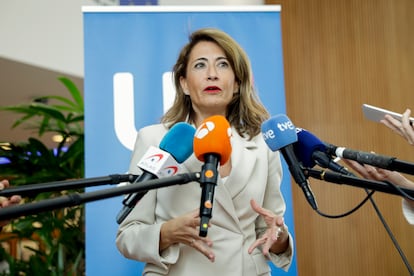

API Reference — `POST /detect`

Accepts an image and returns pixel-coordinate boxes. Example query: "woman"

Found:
[116,28,294,275]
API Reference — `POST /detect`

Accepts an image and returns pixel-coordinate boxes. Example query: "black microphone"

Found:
[193,115,232,237]
[116,122,195,224]
[261,115,318,210]
[294,128,354,176]
[325,143,414,175]
[0,174,138,198]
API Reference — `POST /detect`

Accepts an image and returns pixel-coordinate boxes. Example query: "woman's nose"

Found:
[207,67,218,80]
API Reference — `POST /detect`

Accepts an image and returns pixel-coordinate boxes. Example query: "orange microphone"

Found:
[193,115,232,237]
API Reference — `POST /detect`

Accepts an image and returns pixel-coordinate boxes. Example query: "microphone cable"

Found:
[364,187,414,276]
[307,167,414,275]
[338,165,414,275]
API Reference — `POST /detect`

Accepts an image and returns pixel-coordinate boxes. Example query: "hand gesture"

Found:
[248,199,289,256]
[160,208,215,262]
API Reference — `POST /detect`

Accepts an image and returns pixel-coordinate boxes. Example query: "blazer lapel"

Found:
[180,129,258,232]
[214,130,258,230]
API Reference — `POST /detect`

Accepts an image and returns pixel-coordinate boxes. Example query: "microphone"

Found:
[116,122,196,224]
[0,173,201,221]
[0,174,139,198]
[194,115,232,237]
[261,115,318,210]
[325,143,414,175]
[294,128,354,176]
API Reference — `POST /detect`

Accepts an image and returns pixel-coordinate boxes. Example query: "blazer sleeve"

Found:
[116,125,181,271]
[255,147,294,271]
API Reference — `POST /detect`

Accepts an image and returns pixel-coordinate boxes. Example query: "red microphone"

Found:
[193,115,232,237]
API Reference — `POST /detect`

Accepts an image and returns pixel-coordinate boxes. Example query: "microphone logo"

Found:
[161,166,179,176]
[195,120,232,140]
[145,153,164,163]
[137,146,180,178]
[262,129,275,141]
[195,121,216,139]
[276,120,295,132]
[262,121,295,142]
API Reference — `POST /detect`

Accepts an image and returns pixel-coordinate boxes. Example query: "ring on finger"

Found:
[190,238,195,246]
[276,227,283,238]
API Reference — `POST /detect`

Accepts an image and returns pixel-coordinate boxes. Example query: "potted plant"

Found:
[0,76,85,275]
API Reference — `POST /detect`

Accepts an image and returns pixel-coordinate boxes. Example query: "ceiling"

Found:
[0,57,83,148]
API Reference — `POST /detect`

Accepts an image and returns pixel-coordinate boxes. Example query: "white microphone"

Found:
[116,122,195,224]
[325,143,414,175]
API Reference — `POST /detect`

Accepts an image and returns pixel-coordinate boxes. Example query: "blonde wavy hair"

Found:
[161,28,270,140]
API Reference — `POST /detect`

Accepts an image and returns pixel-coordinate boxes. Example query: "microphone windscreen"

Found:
[294,128,326,167]
[261,114,297,151]
[193,115,232,165]
[159,122,196,163]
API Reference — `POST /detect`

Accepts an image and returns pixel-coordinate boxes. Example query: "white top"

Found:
[402,199,414,225]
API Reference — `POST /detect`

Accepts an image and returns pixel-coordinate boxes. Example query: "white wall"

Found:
[0,0,96,77]
[0,0,263,77]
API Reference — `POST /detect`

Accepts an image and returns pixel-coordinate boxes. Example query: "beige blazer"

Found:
[116,124,294,276]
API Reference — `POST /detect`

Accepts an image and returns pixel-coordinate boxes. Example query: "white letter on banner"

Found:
[113,72,136,151]
[162,72,176,114]
[113,72,176,151]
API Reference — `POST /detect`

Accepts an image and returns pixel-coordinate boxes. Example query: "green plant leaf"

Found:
[0,76,85,275]
[58,76,84,110]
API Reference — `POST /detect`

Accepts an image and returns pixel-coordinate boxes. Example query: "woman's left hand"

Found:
[248,199,288,257]
[0,179,22,228]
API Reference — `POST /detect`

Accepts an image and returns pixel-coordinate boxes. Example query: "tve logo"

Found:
[277,120,295,132]
[262,116,295,142]
[261,115,298,150]
[113,72,176,150]
[262,128,275,141]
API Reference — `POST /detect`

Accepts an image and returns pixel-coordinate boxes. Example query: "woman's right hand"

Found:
[160,208,215,262]
[381,108,414,145]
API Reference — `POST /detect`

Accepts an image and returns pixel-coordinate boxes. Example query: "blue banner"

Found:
[83,6,297,275]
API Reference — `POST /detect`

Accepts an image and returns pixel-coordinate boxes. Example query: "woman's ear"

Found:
[180,77,189,95]
[234,81,240,94]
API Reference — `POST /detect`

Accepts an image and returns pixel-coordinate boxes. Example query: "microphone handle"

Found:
[199,154,219,237]
[0,174,138,198]
[340,149,394,169]
[121,172,156,207]
[281,147,318,210]
[0,173,200,221]
[388,159,414,176]
[340,149,414,175]
[116,172,156,224]
[312,151,354,176]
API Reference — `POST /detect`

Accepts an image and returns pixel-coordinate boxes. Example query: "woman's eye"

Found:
[218,61,230,68]
[194,62,206,69]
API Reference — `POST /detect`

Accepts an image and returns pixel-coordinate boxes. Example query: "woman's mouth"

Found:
[204,86,221,93]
